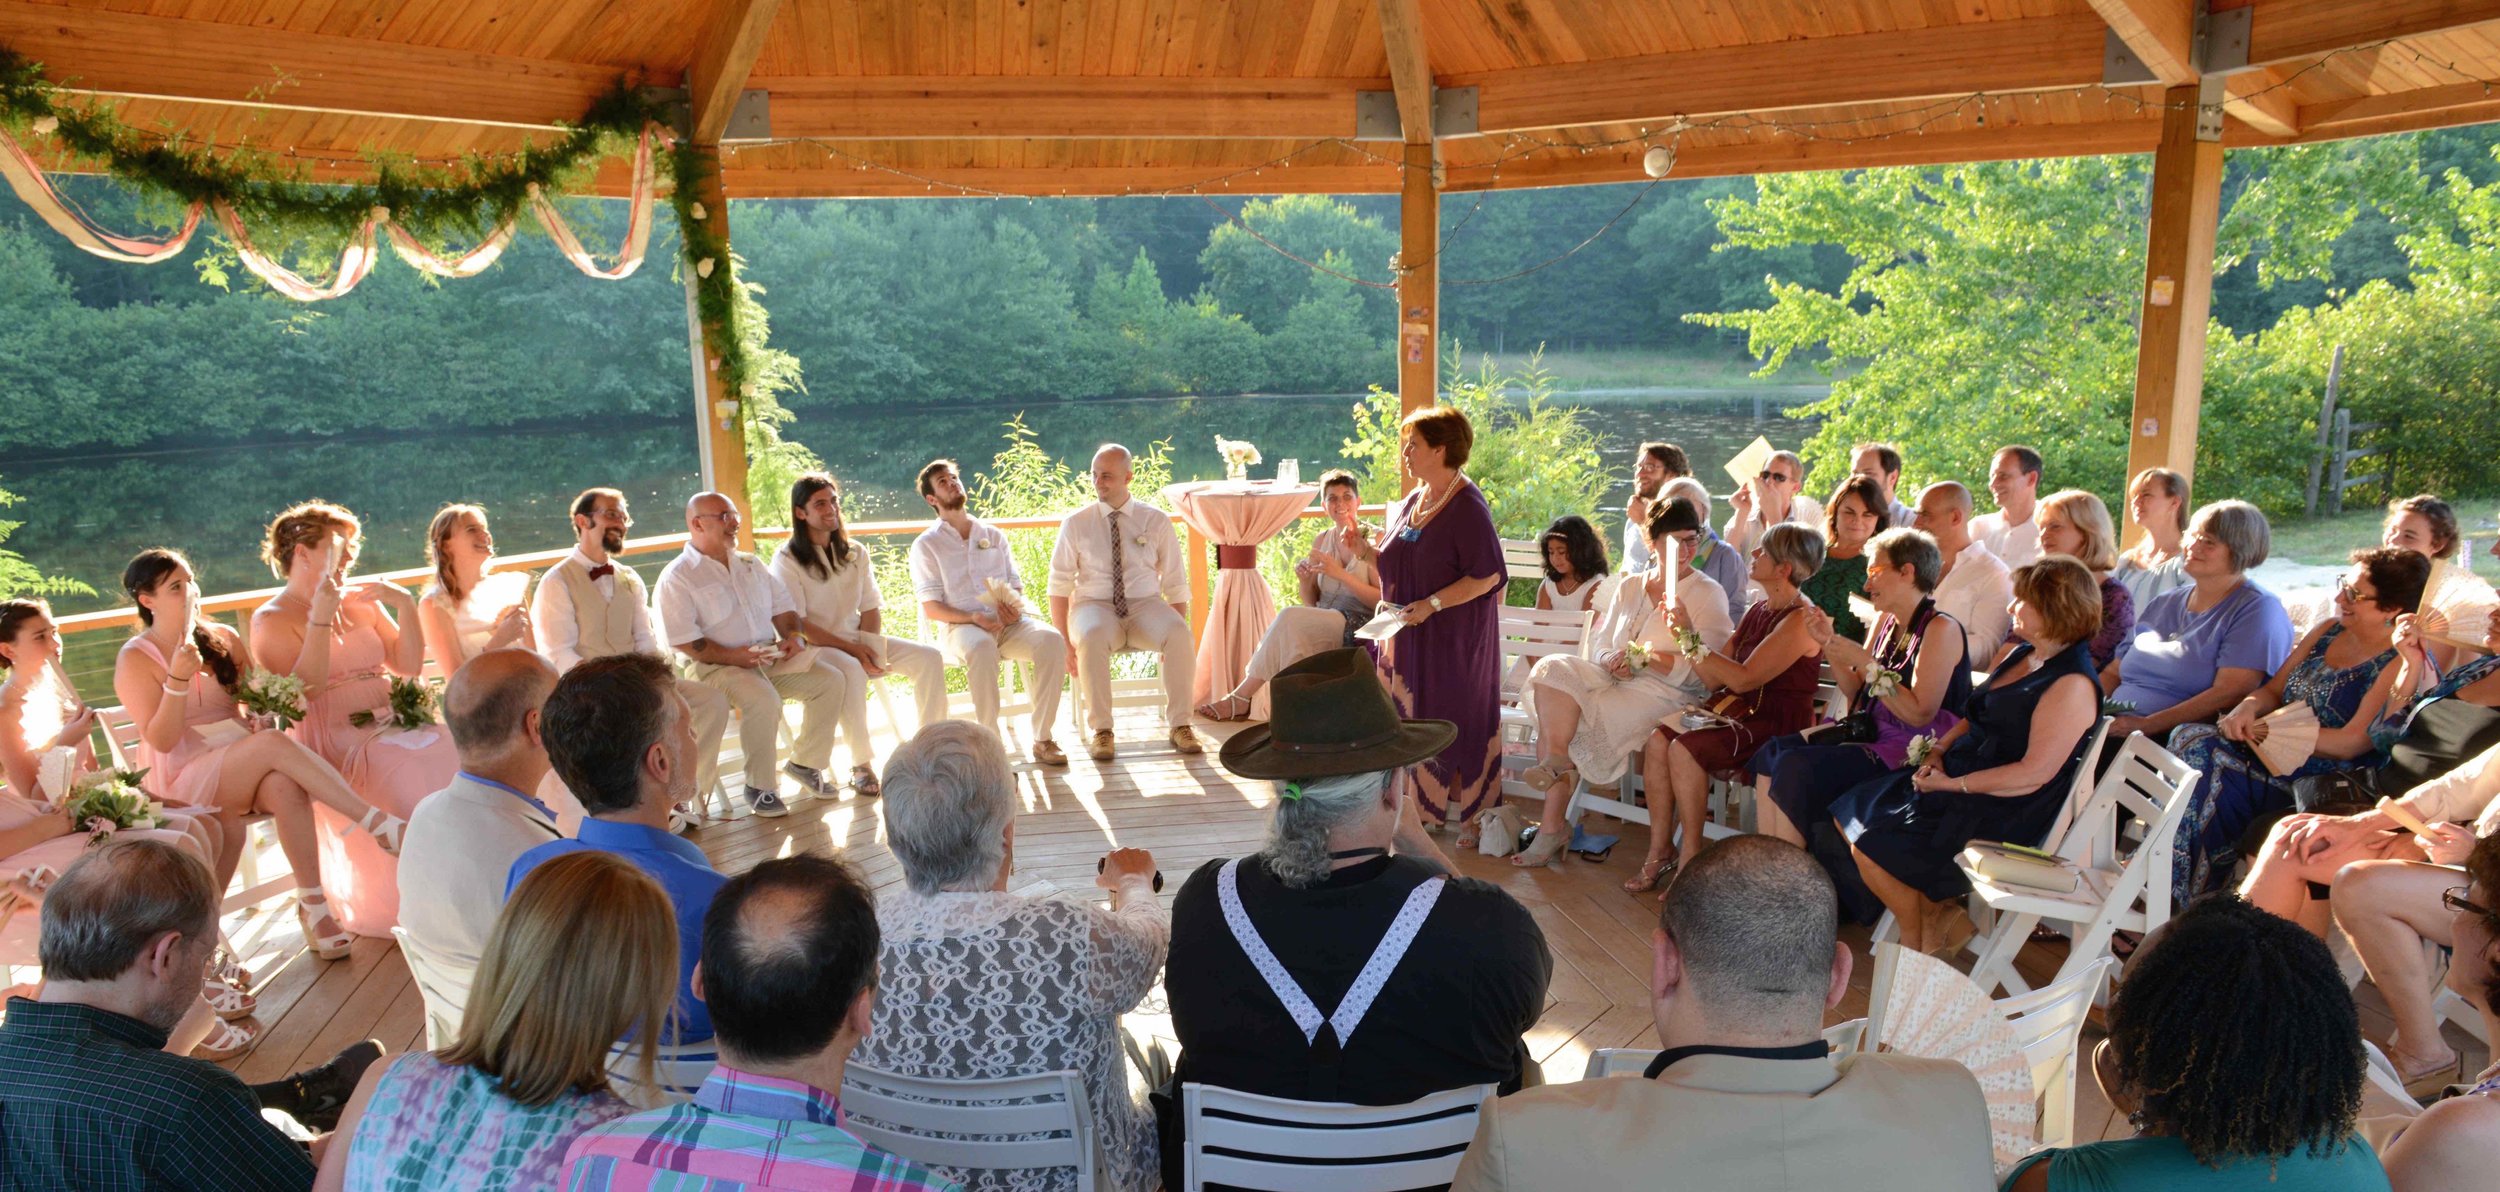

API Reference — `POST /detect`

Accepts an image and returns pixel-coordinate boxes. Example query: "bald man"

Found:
[1049,444,1198,762]
[654,492,852,820]
[1913,482,2013,667]
[397,647,564,1045]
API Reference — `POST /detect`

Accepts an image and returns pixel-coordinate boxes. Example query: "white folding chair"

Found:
[1495,602,1596,803]
[1499,538,1545,602]
[1993,957,2113,1148]
[607,1034,719,1106]
[840,1062,1100,1190]
[1180,1082,1491,1192]
[98,704,286,916]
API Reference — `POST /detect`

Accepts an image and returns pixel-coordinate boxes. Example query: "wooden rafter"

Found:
[686,0,784,144]
[2088,0,2200,87]
[2245,0,2500,66]
[1448,14,2110,135]
[2224,69,2301,137]
[1373,0,1435,145]
[2300,79,2495,129]
[753,77,1368,140]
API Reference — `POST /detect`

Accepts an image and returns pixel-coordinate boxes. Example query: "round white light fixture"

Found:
[1642,145,1676,179]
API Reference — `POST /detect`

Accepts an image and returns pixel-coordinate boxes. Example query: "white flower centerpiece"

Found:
[1216,436,1261,482]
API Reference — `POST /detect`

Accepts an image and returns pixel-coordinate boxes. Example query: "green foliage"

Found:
[1263,263,1389,393]
[1341,347,1611,541]
[966,416,1176,602]
[1199,196,1396,334]
[720,255,821,526]
[0,480,89,599]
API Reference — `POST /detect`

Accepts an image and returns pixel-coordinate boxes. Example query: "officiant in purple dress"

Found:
[1360,408,1507,843]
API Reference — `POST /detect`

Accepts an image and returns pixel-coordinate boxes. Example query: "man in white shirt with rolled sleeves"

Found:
[909,458,1071,767]
[531,486,731,819]
[1049,444,1201,763]
[654,491,851,819]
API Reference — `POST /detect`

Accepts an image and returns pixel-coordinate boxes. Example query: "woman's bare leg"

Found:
[2335,859,2463,1073]
[168,994,214,1055]
[1528,683,1586,828]
[1665,739,1712,867]
[1635,731,1676,868]
[1855,843,1929,953]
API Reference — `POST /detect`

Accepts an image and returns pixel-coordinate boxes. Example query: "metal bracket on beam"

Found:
[2196,74,2227,141]
[723,89,772,141]
[641,85,694,138]
[2199,5,2251,75]
[2103,31,2158,86]
[1354,86,1480,140]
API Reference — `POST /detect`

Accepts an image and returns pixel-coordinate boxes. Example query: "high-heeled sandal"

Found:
[201,973,257,1021]
[194,1016,257,1061]
[851,766,882,799]
[1509,828,1570,868]
[296,894,352,961]
[1194,694,1254,722]
[1520,761,1577,791]
[356,808,405,857]
[1622,856,1676,893]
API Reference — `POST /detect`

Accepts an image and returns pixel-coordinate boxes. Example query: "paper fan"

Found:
[2253,703,2320,777]
[2419,561,2498,653]
[1874,943,2036,1173]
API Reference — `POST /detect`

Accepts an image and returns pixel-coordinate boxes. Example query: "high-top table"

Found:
[1162,480,1320,709]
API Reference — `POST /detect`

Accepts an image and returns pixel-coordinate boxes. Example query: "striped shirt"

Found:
[563,1065,959,1192]
[0,997,315,1191]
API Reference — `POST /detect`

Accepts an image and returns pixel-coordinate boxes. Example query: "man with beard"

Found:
[531,487,732,825]
[909,458,1070,766]
[1620,441,1690,573]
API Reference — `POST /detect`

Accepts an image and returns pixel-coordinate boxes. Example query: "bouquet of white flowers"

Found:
[1864,664,1904,699]
[235,669,306,728]
[1216,436,1262,481]
[63,770,170,843]
[351,675,442,732]
[1904,733,1941,769]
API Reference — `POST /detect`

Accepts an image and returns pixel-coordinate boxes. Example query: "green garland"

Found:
[0,45,765,449]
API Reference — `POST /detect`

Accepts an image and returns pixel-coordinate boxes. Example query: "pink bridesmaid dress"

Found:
[291,622,457,935]
[118,636,241,809]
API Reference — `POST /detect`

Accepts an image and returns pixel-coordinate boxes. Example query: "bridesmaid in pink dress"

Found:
[114,549,405,961]
[250,502,458,939]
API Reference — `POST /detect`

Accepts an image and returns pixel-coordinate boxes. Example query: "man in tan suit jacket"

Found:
[1452,836,1997,1192]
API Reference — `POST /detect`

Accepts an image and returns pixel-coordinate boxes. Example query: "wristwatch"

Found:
[1428,595,1445,612]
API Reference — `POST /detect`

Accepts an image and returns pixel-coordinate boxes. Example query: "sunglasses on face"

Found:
[2335,581,2378,607]
[1758,470,1792,484]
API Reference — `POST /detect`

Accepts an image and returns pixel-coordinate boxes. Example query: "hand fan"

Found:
[1872,943,2036,1173]
[2418,562,2498,653]
[1658,537,1680,613]
[2252,703,2320,777]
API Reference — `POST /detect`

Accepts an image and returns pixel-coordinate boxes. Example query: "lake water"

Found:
[7,387,1823,624]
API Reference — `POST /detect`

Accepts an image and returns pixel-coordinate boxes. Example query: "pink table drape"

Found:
[1163,481,1320,713]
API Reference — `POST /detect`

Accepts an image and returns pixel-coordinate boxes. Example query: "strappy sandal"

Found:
[1521,761,1577,792]
[1194,694,1254,722]
[1510,828,1570,868]
[1623,856,1676,893]
[851,766,882,799]
[194,1016,257,1061]
[201,973,257,1021]
[296,894,352,961]
[356,808,405,857]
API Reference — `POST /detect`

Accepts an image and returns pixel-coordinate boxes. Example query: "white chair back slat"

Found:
[840,1063,1098,1189]
[2032,718,2114,861]
[1181,1082,1490,1192]
[607,1037,720,1106]
[1500,538,1544,588]
[97,704,145,772]
[1991,958,2113,1149]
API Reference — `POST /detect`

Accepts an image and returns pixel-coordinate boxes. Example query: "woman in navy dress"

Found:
[1836,556,2106,954]
[1360,407,1507,839]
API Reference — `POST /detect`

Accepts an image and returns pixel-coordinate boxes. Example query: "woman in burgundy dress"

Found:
[1361,408,1508,840]
[1628,522,1827,891]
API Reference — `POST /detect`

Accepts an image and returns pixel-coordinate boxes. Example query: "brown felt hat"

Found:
[1218,647,1456,780]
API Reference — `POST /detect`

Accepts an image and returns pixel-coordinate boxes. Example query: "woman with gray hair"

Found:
[2100,500,2297,748]
[849,719,1168,1192]
[1161,648,1551,1191]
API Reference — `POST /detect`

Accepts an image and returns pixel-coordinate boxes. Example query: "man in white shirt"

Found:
[908,459,1070,767]
[1914,482,2014,668]
[1620,441,1690,574]
[1048,444,1201,762]
[396,648,562,1046]
[772,473,949,797]
[1968,445,2042,568]
[530,487,731,819]
[1851,441,1917,530]
[1723,449,1822,559]
[655,491,850,818]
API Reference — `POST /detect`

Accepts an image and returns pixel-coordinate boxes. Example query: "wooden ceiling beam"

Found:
[2299,79,2495,130]
[2086,0,2200,86]
[2223,69,2300,136]
[714,163,1402,197]
[1443,119,2165,190]
[0,0,654,130]
[2243,0,2500,66]
[685,0,784,144]
[754,77,1370,139]
[1373,0,1435,145]
[1450,13,2111,135]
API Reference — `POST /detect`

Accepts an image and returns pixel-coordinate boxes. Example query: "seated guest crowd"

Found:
[1,422,2495,1191]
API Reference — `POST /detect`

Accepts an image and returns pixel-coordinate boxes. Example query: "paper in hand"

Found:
[1722,435,1775,490]
[1355,605,1408,642]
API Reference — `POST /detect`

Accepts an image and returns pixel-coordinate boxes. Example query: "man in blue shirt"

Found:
[510,652,725,1045]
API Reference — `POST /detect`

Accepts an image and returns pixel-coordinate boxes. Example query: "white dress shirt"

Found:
[2397,739,2500,837]
[1970,510,2042,568]
[1047,497,1187,607]
[771,542,882,638]
[911,518,1024,617]
[654,544,795,650]
[1724,491,1824,558]
[396,773,560,1045]
[1935,539,2015,667]
[530,547,659,672]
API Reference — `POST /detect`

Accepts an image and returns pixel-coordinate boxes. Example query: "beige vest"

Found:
[552,559,646,660]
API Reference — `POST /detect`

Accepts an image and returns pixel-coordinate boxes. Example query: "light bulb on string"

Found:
[1642,144,1676,179]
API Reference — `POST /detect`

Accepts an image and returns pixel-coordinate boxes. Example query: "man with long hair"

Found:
[773,472,948,796]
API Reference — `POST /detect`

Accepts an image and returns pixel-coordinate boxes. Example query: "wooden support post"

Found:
[1396,141,1439,493]
[679,145,755,549]
[2122,80,2224,545]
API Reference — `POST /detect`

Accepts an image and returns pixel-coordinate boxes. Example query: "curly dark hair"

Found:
[2108,895,2365,1167]
[1536,515,1609,585]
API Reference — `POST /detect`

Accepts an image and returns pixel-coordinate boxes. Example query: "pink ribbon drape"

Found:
[528,125,660,281]
[0,127,201,262]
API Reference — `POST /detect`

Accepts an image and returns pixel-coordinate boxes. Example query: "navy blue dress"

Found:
[1836,640,2100,902]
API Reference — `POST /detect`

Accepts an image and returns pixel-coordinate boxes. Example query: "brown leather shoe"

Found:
[1088,730,1117,762]
[1170,725,1204,755]
[1031,739,1068,766]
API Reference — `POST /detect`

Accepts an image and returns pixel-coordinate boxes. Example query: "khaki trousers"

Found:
[1068,597,1194,732]
[689,657,848,791]
[813,638,948,765]
[939,617,1067,742]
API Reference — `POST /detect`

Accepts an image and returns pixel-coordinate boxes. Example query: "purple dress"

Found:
[1375,482,1507,824]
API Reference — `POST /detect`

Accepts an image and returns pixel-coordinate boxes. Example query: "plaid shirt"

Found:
[563,1064,959,1191]
[0,997,314,1191]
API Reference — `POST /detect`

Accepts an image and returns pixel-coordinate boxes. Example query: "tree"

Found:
[1199,196,1396,335]
[1341,347,1610,542]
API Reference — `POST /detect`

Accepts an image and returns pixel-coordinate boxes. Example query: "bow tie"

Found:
[586,563,615,581]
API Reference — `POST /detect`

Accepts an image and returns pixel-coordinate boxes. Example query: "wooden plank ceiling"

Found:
[6,0,2500,197]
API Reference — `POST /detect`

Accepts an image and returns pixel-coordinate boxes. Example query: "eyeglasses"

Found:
[2335,580,2379,607]
[1758,470,1793,484]
[694,511,742,525]
[2444,887,2500,921]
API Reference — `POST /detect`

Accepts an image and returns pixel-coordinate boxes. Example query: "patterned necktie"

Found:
[1108,507,1129,620]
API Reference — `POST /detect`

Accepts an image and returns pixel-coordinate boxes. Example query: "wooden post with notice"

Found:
[1395,141,1439,494]
[678,146,755,550]
[2122,79,2225,546]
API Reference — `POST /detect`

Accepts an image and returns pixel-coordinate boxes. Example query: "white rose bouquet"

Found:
[63,769,170,843]
[236,669,307,728]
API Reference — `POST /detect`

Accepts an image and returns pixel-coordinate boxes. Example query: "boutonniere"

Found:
[1132,534,1149,547]
[974,537,994,550]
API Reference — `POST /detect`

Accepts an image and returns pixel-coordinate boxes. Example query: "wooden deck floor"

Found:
[207,707,2487,1146]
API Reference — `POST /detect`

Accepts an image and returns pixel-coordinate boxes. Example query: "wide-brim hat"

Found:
[1219,647,1456,780]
